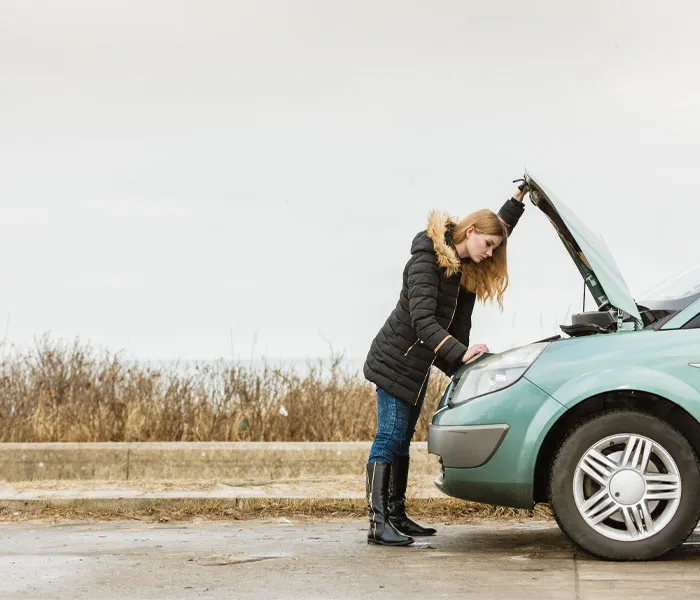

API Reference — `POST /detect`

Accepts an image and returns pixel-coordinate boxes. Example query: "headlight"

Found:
[450,342,549,405]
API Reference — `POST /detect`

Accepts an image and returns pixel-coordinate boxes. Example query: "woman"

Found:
[363,182,528,546]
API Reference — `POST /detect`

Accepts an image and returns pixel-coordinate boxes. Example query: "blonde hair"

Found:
[452,209,509,308]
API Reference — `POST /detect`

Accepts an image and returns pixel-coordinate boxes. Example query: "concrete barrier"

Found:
[0,442,439,482]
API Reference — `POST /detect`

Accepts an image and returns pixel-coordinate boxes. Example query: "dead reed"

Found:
[0,497,553,522]
[0,338,449,442]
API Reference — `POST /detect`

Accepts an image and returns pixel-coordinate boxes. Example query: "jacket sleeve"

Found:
[453,307,471,350]
[407,253,468,365]
[434,355,459,377]
[435,299,471,376]
[497,197,525,235]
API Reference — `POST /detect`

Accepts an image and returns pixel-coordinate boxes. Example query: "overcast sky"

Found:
[2,0,700,363]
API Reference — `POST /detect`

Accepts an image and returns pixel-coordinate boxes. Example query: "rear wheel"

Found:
[549,410,700,560]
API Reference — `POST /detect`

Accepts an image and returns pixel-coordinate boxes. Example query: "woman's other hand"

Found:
[462,343,489,363]
[513,184,528,203]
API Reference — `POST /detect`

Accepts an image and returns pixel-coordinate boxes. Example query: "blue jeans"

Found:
[368,386,427,463]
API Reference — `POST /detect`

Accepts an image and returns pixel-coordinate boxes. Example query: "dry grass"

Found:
[0,337,449,442]
[0,498,553,523]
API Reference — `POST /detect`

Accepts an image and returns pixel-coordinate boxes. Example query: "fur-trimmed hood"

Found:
[410,210,462,277]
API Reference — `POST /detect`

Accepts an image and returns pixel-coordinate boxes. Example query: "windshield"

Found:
[641,260,700,301]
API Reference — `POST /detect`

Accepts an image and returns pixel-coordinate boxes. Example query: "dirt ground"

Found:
[1,519,699,599]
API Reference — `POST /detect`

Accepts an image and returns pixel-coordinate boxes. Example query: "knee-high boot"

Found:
[366,462,414,546]
[388,455,437,536]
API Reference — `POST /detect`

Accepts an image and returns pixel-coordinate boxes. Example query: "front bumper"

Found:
[427,424,509,468]
[427,376,565,508]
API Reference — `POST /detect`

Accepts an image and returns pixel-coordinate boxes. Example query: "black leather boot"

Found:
[389,455,437,536]
[366,462,414,546]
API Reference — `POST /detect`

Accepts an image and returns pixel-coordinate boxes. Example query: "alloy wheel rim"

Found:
[573,433,682,542]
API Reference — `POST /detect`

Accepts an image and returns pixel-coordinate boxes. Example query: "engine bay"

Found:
[560,304,677,337]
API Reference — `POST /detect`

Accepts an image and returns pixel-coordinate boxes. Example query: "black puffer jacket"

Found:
[363,198,524,405]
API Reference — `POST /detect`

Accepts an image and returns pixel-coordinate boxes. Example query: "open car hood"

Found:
[525,172,642,327]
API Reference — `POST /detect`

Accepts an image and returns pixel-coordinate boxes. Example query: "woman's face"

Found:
[465,230,503,263]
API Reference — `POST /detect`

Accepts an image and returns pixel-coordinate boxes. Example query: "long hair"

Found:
[451,209,509,309]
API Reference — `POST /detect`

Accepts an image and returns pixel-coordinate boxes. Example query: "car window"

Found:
[643,260,700,301]
[682,313,700,329]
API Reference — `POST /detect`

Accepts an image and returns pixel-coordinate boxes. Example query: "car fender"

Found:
[539,366,700,422]
[514,388,568,495]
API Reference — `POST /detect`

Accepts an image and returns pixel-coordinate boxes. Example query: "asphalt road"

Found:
[1,519,699,599]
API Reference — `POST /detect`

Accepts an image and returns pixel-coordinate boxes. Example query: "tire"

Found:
[549,410,700,560]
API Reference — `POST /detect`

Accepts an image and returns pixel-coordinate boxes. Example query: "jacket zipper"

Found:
[413,285,461,404]
[404,338,421,357]
[447,285,461,330]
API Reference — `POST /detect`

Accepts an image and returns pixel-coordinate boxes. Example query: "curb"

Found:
[0,442,438,482]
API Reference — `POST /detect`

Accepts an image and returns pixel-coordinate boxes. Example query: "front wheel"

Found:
[549,410,700,560]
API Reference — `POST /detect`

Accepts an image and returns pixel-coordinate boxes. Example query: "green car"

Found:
[428,172,700,561]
